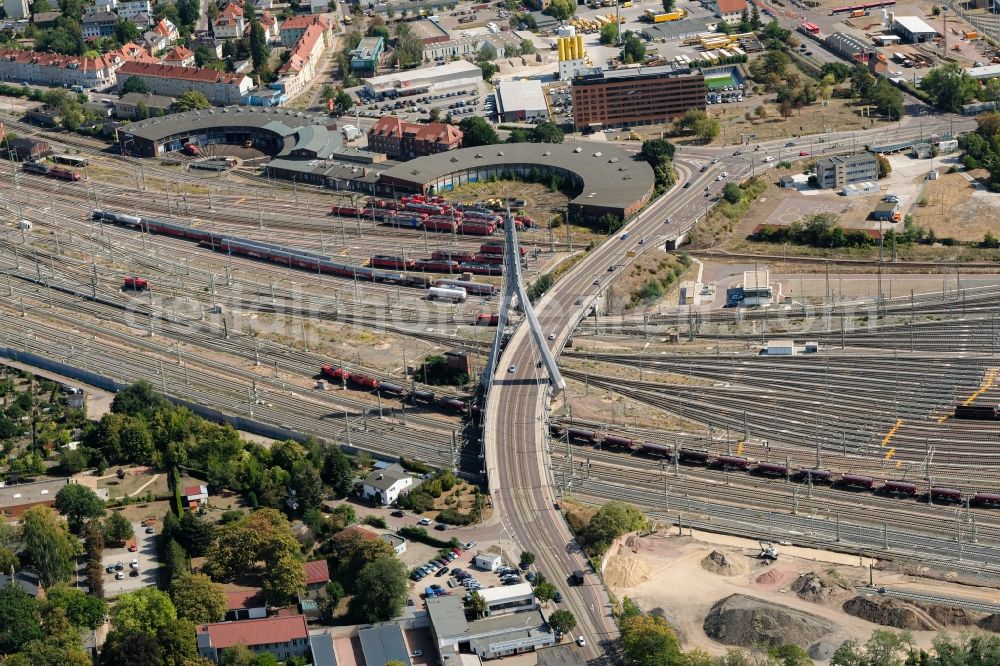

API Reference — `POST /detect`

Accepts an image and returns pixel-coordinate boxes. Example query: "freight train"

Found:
[330,195,534,236]
[320,364,471,415]
[954,404,1000,420]
[21,161,81,181]
[548,425,1000,508]
[370,255,503,276]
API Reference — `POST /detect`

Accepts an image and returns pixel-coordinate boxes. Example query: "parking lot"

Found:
[353,83,488,124]
[98,516,160,597]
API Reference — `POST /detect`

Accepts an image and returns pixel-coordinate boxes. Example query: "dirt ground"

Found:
[910,169,1000,242]
[708,98,888,148]
[604,528,991,661]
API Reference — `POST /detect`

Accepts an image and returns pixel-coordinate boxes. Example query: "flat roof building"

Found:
[495,79,549,122]
[0,478,69,519]
[892,15,938,43]
[739,269,772,307]
[363,60,482,99]
[351,37,383,72]
[570,66,705,131]
[426,595,555,662]
[815,152,878,189]
[479,582,536,616]
[358,625,412,666]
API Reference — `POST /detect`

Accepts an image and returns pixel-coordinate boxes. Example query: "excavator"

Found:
[758,540,778,561]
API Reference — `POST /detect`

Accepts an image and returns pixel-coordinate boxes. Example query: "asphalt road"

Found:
[482,111,974,660]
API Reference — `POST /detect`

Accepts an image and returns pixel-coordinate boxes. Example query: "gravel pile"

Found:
[703,594,836,648]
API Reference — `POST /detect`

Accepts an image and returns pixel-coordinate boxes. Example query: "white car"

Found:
[130,559,139,569]
[418,518,432,526]
[508,364,517,373]
[411,650,424,657]
[115,571,125,580]
[721,171,729,178]
[762,156,774,162]
[548,333,556,340]
[576,636,586,647]
[715,174,724,181]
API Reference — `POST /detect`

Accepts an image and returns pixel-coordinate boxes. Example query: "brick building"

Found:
[0,479,69,520]
[115,61,252,105]
[367,116,462,160]
[570,66,705,131]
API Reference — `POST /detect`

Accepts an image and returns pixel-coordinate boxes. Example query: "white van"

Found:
[17,219,31,230]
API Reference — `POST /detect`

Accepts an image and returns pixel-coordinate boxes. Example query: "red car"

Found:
[799,151,810,156]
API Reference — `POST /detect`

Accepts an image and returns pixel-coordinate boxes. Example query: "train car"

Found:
[472,253,504,265]
[93,210,142,227]
[428,286,466,302]
[480,242,527,257]
[460,209,501,222]
[183,143,202,156]
[436,396,468,414]
[371,255,415,270]
[21,161,50,175]
[434,279,496,296]
[349,373,380,389]
[882,480,918,496]
[320,364,350,382]
[431,250,477,262]
[954,404,1000,420]
[378,382,405,395]
[382,215,424,229]
[971,492,1000,508]
[840,474,876,489]
[404,201,449,215]
[602,434,633,449]
[423,219,459,233]
[929,487,963,503]
[566,428,597,444]
[715,455,751,470]
[797,468,832,483]
[679,448,710,464]
[49,166,81,181]
[414,259,460,273]
[754,462,788,477]
[460,262,504,276]
[410,389,435,404]
[123,276,149,291]
[458,222,497,236]
[331,205,367,217]
[476,313,500,326]
[52,154,88,168]
[635,441,674,458]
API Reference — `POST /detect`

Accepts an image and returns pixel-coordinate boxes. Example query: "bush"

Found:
[363,515,388,529]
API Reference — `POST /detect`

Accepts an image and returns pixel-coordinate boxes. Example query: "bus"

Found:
[799,21,820,34]
[51,154,88,168]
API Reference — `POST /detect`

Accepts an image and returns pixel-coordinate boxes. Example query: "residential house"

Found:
[191,33,225,58]
[115,91,175,118]
[274,21,328,96]
[182,484,209,508]
[81,11,118,39]
[91,0,117,10]
[0,48,118,90]
[254,11,279,42]
[117,0,151,20]
[0,479,69,520]
[129,11,155,28]
[213,2,245,39]
[111,41,159,64]
[163,45,195,67]
[714,0,747,25]
[0,569,40,596]
[380,533,406,555]
[361,463,414,505]
[116,61,252,105]
[143,30,170,53]
[196,616,312,663]
[3,0,29,20]
[367,116,463,160]
[32,11,63,27]
[304,560,330,591]
[149,18,179,47]
[279,14,328,48]
[225,589,267,621]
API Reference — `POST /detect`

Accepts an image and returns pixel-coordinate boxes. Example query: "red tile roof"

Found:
[197,615,307,649]
[0,47,116,72]
[219,3,243,19]
[182,484,206,497]
[164,46,193,62]
[226,589,265,610]
[278,23,323,75]
[335,525,377,541]
[716,0,747,13]
[369,116,462,146]
[114,42,159,64]
[279,14,328,31]
[304,559,330,586]
[118,61,248,85]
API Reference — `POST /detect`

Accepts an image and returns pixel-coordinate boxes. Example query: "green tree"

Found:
[121,77,151,95]
[204,508,302,582]
[533,581,557,602]
[322,447,354,497]
[871,78,904,120]
[220,646,255,666]
[750,4,762,28]
[334,90,353,115]
[544,0,575,20]
[58,448,88,474]
[170,573,227,624]
[100,629,164,666]
[262,552,306,606]
[54,483,105,534]
[769,644,814,666]
[103,511,135,546]
[172,90,212,112]
[157,617,198,666]
[639,138,676,163]
[468,590,487,617]
[982,231,1000,248]
[583,500,648,556]
[110,588,178,636]
[393,22,423,67]
[478,60,499,81]
[45,585,107,630]
[113,19,139,44]
[548,609,576,636]
[599,22,619,45]
[175,511,215,557]
[519,551,536,568]
[693,115,721,141]
[876,154,891,179]
[530,121,564,143]
[722,181,743,204]
[620,32,645,64]
[477,43,498,61]
[0,544,18,574]
[620,613,681,666]
[249,21,271,72]
[33,0,52,11]
[0,585,43,653]
[20,505,78,587]
[458,116,499,147]
[111,381,168,419]
[662,0,675,10]
[349,557,409,622]
[920,63,978,113]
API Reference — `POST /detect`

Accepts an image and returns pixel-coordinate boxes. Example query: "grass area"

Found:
[605,250,692,312]
[705,75,737,90]
[687,176,769,249]
[560,496,598,537]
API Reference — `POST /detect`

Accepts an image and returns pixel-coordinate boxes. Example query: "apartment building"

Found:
[116,61,252,105]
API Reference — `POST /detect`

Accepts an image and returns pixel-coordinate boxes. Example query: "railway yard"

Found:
[6,107,1000,661]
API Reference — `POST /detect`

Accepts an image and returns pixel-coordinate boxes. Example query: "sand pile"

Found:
[703,594,836,648]
[791,572,841,604]
[604,554,651,588]
[842,596,938,630]
[755,569,786,585]
[701,550,744,576]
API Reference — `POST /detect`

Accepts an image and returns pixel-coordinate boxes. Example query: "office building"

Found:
[570,66,705,131]
[495,79,549,122]
[814,152,878,189]
[368,116,462,160]
[350,36,383,72]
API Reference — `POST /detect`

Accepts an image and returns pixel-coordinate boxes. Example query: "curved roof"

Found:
[120,106,343,158]
[379,141,655,212]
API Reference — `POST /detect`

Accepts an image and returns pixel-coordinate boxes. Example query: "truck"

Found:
[643,8,685,22]
[850,8,865,17]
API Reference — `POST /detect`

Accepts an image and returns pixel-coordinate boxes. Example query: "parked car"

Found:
[554,591,563,602]
[464,541,477,550]
[418,518,432,526]
[435,523,448,531]
[391,510,405,517]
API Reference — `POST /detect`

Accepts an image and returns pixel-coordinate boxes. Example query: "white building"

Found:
[116,61,252,105]
[892,15,938,43]
[495,79,549,122]
[118,0,152,20]
[765,339,796,356]
[739,269,772,307]
[363,60,483,99]
[361,463,414,506]
[479,583,537,617]
[91,0,117,10]
[380,533,406,555]
[0,48,118,90]
[474,552,502,572]
[714,0,747,25]
[3,0,28,17]
[427,596,555,661]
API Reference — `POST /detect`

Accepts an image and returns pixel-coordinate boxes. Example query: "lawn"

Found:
[705,75,737,90]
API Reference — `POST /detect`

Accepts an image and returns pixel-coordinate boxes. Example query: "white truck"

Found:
[341,125,362,141]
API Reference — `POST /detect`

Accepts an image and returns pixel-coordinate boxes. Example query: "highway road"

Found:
[482,112,975,660]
